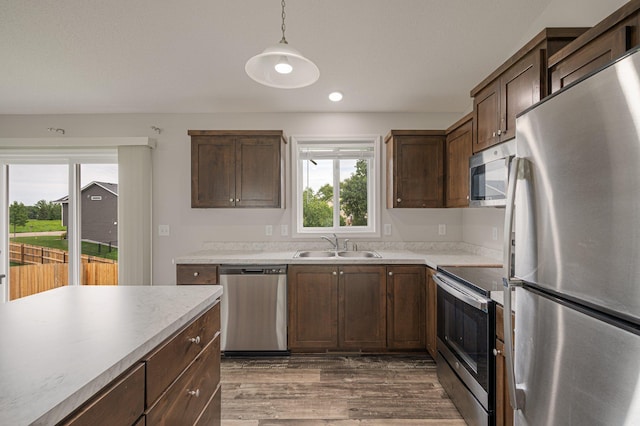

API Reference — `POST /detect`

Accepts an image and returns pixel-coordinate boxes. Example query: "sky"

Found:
[9,164,118,205]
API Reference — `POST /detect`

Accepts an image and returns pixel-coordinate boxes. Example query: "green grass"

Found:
[9,219,66,233]
[11,235,118,261]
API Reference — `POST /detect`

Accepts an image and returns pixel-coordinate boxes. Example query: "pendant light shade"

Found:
[245,0,319,89]
[245,42,319,89]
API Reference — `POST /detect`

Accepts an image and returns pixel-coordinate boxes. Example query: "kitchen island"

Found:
[0,285,223,426]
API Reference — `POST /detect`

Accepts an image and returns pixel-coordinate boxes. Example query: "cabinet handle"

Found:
[188,336,201,344]
[339,271,344,275]
[236,198,240,202]
[493,348,502,356]
[388,271,393,276]
[332,271,337,276]
[497,129,502,136]
[229,198,234,203]
[187,389,200,397]
[193,272,199,277]
[492,132,496,137]
[397,198,402,203]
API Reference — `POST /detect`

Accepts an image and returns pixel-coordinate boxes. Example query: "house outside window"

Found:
[292,135,380,236]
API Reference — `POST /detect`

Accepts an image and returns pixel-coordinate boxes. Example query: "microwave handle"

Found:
[503,156,526,411]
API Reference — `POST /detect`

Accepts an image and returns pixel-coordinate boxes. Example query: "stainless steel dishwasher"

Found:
[219,265,288,355]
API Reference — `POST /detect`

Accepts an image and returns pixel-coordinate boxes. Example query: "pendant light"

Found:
[245,0,319,89]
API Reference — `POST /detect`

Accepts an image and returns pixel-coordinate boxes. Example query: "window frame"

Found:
[291,135,381,238]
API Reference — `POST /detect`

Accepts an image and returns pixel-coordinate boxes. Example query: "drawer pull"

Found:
[193,272,199,277]
[493,348,502,356]
[187,389,200,397]
[188,336,201,345]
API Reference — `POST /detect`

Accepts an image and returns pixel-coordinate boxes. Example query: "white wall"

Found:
[0,112,472,284]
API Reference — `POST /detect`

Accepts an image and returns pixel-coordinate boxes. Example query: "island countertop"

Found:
[0,285,223,426]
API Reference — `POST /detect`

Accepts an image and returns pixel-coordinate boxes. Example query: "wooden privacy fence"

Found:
[9,263,118,300]
[9,242,116,265]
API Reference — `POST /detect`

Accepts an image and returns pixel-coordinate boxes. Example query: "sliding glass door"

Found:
[2,156,118,300]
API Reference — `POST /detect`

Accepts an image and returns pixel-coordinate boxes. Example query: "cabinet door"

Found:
[500,50,542,142]
[392,136,444,208]
[425,268,438,360]
[473,80,500,153]
[339,266,387,349]
[445,118,472,207]
[191,137,236,208]
[386,266,425,350]
[550,25,631,93]
[288,265,339,350]
[235,136,281,207]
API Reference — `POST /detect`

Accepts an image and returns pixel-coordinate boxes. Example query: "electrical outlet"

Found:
[438,224,446,235]
[384,224,392,236]
[265,225,273,236]
[158,224,170,236]
[492,227,499,241]
[281,224,288,236]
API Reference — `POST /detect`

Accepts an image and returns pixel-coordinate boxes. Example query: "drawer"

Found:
[194,385,222,426]
[60,363,145,426]
[177,264,218,285]
[145,302,220,407]
[146,336,221,425]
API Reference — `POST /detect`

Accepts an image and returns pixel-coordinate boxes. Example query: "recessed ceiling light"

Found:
[329,92,343,102]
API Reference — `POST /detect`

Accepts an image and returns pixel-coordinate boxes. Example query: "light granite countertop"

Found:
[175,248,502,270]
[0,285,223,426]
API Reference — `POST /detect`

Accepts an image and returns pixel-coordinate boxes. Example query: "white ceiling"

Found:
[0,0,622,115]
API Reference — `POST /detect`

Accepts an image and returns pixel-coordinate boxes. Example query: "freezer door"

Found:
[514,48,640,324]
[514,287,640,426]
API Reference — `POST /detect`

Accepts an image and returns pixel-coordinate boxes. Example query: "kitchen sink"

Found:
[336,251,381,258]
[294,250,336,258]
[293,250,381,258]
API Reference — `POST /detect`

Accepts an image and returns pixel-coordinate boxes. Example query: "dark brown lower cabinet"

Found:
[288,265,339,350]
[288,265,386,352]
[339,265,387,350]
[425,267,438,359]
[495,304,514,426]
[386,266,425,350]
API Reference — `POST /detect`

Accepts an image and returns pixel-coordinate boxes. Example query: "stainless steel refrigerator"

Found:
[503,46,640,425]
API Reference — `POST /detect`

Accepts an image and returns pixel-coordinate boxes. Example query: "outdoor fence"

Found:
[9,263,118,300]
[8,242,118,300]
[9,242,116,265]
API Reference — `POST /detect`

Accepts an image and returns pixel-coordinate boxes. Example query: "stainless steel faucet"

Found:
[321,233,339,251]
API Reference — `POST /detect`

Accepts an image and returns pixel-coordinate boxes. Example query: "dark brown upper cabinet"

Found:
[549,0,640,93]
[445,113,473,208]
[470,28,588,153]
[385,130,445,208]
[188,130,286,208]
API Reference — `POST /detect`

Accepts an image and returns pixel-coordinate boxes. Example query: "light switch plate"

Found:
[438,224,446,235]
[281,224,288,236]
[384,224,392,236]
[158,224,170,236]
[265,225,273,236]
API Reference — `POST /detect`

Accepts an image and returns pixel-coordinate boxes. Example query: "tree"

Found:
[340,159,368,226]
[302,187,333,227]
[10,201,29,236]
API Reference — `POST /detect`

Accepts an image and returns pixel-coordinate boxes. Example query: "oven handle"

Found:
[433,274,489,312]
[503,156,526,411]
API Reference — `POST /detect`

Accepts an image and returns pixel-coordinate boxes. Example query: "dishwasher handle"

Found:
[219,265,287,275]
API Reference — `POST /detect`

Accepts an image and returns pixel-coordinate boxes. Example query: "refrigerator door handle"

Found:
[503,156,526,411]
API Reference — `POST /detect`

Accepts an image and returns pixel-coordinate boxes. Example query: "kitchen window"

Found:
[292,136,380,236]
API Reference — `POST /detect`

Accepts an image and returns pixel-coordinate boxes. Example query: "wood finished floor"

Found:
[220,354,466,426]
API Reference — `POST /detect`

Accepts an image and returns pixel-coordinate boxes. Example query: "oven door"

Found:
[435,273,493,410]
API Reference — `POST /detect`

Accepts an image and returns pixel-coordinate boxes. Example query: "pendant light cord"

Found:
[280,0,288,44]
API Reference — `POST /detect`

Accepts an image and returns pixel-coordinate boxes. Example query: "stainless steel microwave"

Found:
[469,139,516,207]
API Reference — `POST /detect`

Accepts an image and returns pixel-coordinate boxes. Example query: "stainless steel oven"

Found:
[435,268,497,426]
